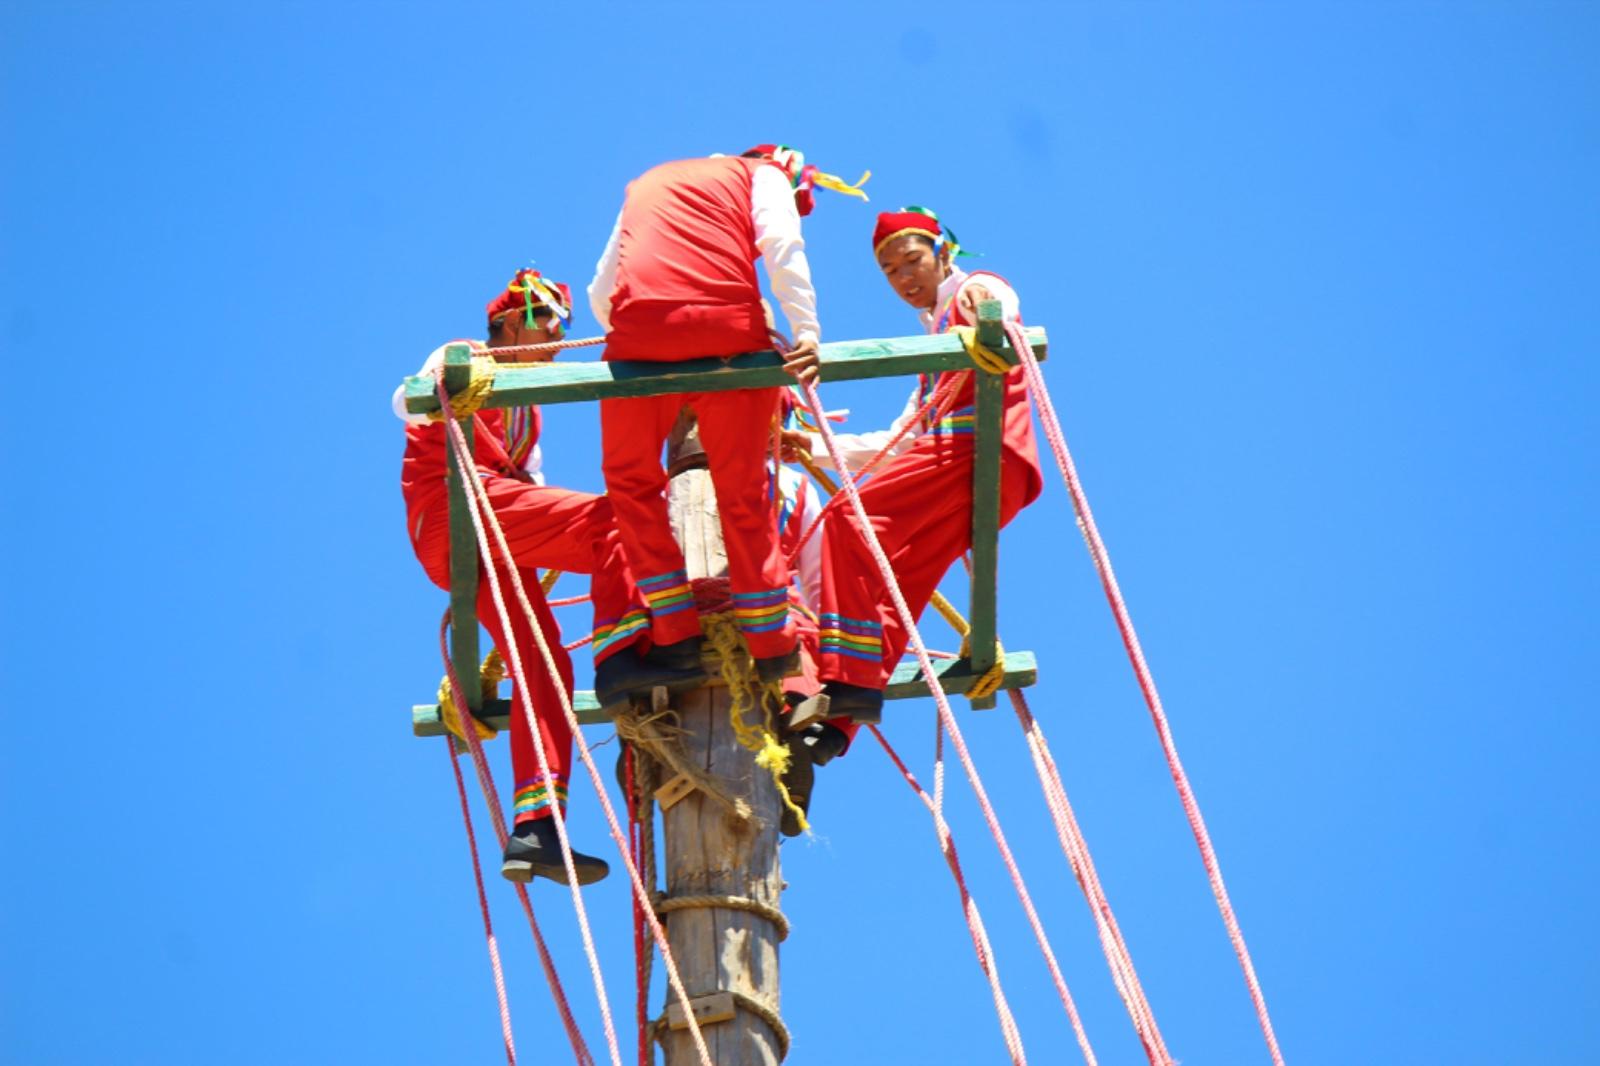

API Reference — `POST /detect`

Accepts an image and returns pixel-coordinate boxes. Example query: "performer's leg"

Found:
[600,395,702,647]
[691,387,796,660]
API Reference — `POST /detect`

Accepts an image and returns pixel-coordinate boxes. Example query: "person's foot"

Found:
[648,636,703,671]
[795,721,850,766]
[821,681,884,725]
[595,646,706,707]
[501,818,610,885]
[755,647,801,684]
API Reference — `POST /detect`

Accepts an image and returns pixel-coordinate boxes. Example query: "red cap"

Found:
[486,268,572,326]
[872,209,942,256]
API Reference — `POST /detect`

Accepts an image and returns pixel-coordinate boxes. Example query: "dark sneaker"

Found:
[821,681,884,725]
[595,646,706,707]
[648,636,704,671]
[501,818,610,886]
[779,733,815,838]
[754,648,801,684]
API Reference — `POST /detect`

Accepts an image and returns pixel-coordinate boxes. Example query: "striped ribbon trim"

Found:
[513,773,569,817]
[819,612,885,662]
[640,569,694,617]
[592,609,650,657]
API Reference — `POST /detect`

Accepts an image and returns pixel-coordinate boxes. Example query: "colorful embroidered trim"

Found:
[513,773,569,819]
[592,609,650,658]
[502,405,538,469]
[733,587,791,634]
[819,613,884,662]
[929,405,976,437]
[639,569,694,617]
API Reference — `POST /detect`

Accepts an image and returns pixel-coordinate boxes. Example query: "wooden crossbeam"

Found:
[410,650,1038,738]
[402,326,1047,415]
[968,301,1007,709]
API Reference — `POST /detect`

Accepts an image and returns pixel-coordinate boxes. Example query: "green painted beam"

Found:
[410,651,1039,738]
[443,343,481,712]
[967,301,1006,709]
[403,327,1048,415]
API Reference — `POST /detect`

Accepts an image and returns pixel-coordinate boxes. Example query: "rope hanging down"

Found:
[438,614,594,1066]
[801,377,1099,1064]
[445,737,518,1066]
[1001,319,1286,1066]
[438,374,716,1066]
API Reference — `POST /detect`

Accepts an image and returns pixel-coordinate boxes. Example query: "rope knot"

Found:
[428,357,497,422]
[952,325,1011,375]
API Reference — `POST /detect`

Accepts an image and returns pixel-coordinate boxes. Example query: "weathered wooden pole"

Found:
[654,436,787,1066]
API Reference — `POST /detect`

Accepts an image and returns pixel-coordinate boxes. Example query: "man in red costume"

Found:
[587,145,865,691]
[792,208,1043,731]
[396,269,700,886]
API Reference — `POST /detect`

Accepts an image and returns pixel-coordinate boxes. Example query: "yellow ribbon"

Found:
[811,169,872,202]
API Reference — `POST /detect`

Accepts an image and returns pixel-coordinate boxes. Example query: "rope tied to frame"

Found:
[428,357,497,421]
[437,644,503,742]
[927,591,1009,703]
[952,325,1012,375]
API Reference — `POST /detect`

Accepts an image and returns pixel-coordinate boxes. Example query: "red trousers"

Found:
[817,434,1037,693]
[600,387,797,660]
[411,476,652,823]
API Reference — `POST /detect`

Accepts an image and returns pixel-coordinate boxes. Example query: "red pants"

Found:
[411,476,652,822]
[817,434,1036,693]
[600,387,797,660]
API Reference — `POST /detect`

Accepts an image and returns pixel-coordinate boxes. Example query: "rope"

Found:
[1002,318,1285,1066]
[445,738,517,1066]
[438,614,593,1065]
[540,570,563,593]
[478,334,607,359]
[655,895,790,942]
[652,992,792,1061]
[624,746,653,1066]
[1010,689,1171,1064]
[869,727,1031,1065]
[952,326,1013,375]
[701,614,809,833]
[439,374,715,1066]
[428,357,497,421]
[438,650,504,742]
[612,705,751,825]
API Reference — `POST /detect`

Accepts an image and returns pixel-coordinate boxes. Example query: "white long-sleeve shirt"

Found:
[588,164,820,345]
[392,342,544,484]
[806,267,1020,473]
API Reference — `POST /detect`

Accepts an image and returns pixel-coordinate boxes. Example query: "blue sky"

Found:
[2,3,1597,1063]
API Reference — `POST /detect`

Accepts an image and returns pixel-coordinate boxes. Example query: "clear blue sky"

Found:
[3,3,1596,1063]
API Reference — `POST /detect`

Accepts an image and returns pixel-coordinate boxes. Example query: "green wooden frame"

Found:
[420,303,1043,730]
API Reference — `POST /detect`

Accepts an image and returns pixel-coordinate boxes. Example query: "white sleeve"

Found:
[957,272,1022,324]
[750,165,820,345]
[392,345,449,425]
[523,443,545,486]
[795,475,824,612]
[806,384,921,473]
[588,209,624,332]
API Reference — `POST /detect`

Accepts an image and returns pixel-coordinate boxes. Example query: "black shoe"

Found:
[648,636,703,671]
[779,733,815,838]
[501,818,610,886]
[754,648,801,684]
[796,721,850,766]
[821,681,884,725]
[595,646,706,707]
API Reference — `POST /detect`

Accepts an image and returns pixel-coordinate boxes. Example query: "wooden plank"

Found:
[664,991,737,1031]
[443,343,481,715]
[410,652,1039,738]
[654,772,697,811]
[967,301,1006,710]
[404,326,1049,415]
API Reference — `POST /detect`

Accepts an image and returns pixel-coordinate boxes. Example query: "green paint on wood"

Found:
[967,302,1006,710]
[411,651,1040,738]
[443,343,481,710]
[404,327,1048,415]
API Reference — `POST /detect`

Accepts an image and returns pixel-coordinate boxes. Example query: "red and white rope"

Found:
[1004,320,1285,1066]
[445,738,518,1066]
[439,375,715,1066]
[802,378,1098,1065]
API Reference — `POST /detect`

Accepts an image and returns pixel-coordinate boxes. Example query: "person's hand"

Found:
[957,283,996,322]
[780,429,813,463]
[783,338,821,387]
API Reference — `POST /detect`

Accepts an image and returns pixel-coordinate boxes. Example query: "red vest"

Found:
[605,156,779,361]
[929,272,1044,507]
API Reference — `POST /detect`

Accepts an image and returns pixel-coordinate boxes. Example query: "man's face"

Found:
[489,311,559,361]
[876,234,948,311]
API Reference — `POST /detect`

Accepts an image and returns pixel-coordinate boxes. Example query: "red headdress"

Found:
[872,205,968,259]
[486,268,573,332]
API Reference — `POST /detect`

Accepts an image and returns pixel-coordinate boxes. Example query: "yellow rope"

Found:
[929,590,1008,703]
[426,357,497,422]
[952,325,1012,375]
[539,569,562,593]
[702,615,810,834]
[437,649,503,742]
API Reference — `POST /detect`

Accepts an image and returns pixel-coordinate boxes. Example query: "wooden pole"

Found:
[656,453,786,1066]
